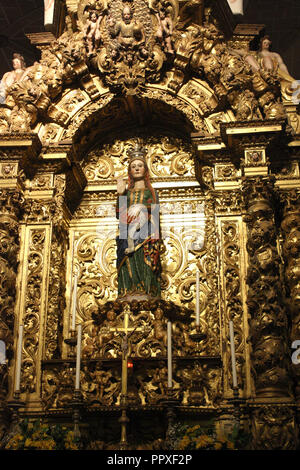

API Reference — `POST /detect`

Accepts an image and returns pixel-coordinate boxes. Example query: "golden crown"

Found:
[127,143,147,162]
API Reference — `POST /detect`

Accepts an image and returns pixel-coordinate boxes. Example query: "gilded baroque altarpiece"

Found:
[0,0,300,450]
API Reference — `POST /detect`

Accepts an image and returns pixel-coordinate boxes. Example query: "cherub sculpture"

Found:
[155,9,174,54]
[84,10,103,55]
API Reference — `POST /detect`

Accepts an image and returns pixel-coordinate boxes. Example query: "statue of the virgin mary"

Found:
[116,145,162,301]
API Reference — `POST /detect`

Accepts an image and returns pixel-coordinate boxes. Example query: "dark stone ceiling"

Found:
[0,0,44,74]
[0,0,299,80]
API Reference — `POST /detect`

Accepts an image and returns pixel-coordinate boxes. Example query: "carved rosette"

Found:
[243,177,292,398]
[0,189,24,401]
[280,190,300,400]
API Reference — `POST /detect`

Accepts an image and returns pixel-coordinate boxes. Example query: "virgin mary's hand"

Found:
[116,175,127,195]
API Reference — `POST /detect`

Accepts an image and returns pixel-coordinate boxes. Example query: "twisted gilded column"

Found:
[280,190,300,400]
[243,177,299,449]
[243,177,291,398]
[194,121,298,448]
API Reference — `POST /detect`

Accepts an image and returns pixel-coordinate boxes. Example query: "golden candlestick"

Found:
[104,302,143,450]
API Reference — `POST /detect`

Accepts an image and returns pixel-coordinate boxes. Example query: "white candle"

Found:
[75,324,82,390]
[227,0,244,15]
[44,0,56,26]
[167,321,172,388]
[196,270,200,326]
[229,320,238,388]
[71,273,78,331]
[15,325,24,393]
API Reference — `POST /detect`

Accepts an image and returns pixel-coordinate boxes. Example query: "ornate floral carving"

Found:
[219,219,247,395]
[0,0,293,137]
[24,200,56,224]
[82,134,195,183]
[200,193,220,356]
[45,223,68,360]
[96,0,166,94]
[42,365,75,409]
[178,362,221,405]
[89,300,191,358]
[214,190,243,215]
[21,229,46,395]
[280,190,300,310]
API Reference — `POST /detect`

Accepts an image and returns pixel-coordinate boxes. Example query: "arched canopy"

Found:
[71,95,197,161]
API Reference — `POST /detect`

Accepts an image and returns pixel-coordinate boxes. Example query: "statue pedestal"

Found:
[117,293,159,303]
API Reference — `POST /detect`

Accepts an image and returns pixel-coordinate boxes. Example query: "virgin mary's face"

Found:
[130,159,145,180]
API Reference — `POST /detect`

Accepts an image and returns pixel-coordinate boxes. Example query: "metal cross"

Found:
[105,302,144,450]
[108,303,143,400]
